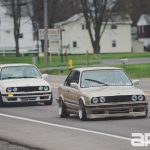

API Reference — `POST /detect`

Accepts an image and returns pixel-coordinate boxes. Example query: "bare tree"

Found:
[80,0,116,54]
[11,0,29,56]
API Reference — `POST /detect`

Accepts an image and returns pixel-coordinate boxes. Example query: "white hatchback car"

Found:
[0,64,52,106]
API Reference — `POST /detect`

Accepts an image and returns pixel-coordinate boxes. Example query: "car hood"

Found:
[0,78,50,88]
[81,86,144,98]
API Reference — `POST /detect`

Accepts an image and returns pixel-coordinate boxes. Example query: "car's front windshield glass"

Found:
[80,69,132,88]
[1,66,41,80]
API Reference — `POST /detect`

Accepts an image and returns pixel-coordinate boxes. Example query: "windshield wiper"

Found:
[2,77,18,80]
[2,76,36,80]
[85,78,108,86]
[23,76,37,78]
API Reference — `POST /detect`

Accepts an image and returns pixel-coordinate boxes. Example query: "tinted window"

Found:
[65,71,80,86]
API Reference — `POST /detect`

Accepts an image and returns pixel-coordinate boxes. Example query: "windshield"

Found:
[1,66,42,80]
[80,69,132,88]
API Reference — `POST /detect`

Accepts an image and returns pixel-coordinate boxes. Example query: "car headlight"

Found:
[92,97,99,104]
[99,96,106,103]
[6,87,12,92]
[44,86,49,91]
[13,87,18,92]
[138,95,144,101]
[39,86,44,91]
[131,95,137,101]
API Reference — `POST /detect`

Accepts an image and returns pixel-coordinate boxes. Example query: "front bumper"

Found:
[2,92,52,103]
[85,101,148,119]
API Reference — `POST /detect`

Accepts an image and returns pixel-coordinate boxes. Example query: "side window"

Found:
[72,71,80,84]
[64,71,80,86]
[64,71,75,86]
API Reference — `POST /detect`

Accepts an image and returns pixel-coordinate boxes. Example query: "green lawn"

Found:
[0,52,150,68]
[116,63,150,78]
[46,63,150,79]
[0,53,150,78]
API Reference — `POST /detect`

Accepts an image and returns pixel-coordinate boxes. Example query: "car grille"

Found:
[17,86,40,92]
[105,95,132,103]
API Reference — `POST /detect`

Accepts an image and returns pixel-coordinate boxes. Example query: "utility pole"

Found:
[44,0,48,67]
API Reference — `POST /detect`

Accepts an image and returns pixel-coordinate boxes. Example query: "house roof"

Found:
[109,13,132,24]
[55,13,132,26]
[55,13,83,26]
[137,14,150,26]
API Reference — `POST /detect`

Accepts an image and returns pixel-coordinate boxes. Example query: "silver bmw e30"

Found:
[58,67,148,120]
[0,64,52,106]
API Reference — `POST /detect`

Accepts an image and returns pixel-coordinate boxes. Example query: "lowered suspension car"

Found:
[58,67,148,120]
[0,64,52,106]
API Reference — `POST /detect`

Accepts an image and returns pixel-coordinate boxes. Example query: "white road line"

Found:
[0,113,131,142]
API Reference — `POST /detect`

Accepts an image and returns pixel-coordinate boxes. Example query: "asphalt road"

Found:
[0,75,150,150]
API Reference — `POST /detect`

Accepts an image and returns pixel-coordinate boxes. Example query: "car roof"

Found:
[0,64,35,68]
[73,67,122,72]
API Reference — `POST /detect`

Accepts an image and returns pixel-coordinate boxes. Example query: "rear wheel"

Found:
[78,100,87,121]
[59,99,69,118]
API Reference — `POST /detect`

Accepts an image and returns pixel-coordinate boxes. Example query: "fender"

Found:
[79,96,86,105]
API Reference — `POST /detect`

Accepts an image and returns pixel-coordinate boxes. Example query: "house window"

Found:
[73,41,77,48]
[82,24,85,30]
[112,40,117,47]
[81,24,88,30]
[111,24,117,29]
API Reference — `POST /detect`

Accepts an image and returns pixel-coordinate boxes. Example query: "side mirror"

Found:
[132,80,139,86]
[70,82,79,89]
[42,74,48,79]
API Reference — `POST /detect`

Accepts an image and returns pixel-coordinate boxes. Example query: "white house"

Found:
[55,13,132,54]
[137,14,150,49]
[0,4,35,55]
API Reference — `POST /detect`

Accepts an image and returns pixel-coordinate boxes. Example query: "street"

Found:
[0,75,150,150]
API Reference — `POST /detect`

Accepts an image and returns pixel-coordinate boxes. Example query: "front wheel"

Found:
[78,100,87,121]
[0,93,4,107]
[59,99,69,118]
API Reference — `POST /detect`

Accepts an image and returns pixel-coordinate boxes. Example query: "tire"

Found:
[78,100,87,121]
[0,92,4,107]
[58,99,69,118]
[44,95,53,105]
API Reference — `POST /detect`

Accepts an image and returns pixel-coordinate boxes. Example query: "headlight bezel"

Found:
[6,87,13,92]
[91,97,99,104]
[131,95,145,101]
[131,95,138,101]
[138,95,144,101]
[91,96,106,104]
[44,86,49,91]
[39,86,44,91]
[99,96,106,103]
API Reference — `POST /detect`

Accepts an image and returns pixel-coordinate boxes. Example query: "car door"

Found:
[62,70,75,103]
[67,71,80,110]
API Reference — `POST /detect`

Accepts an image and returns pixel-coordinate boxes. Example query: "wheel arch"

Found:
[58,95,65,102]
[79,96,86,105]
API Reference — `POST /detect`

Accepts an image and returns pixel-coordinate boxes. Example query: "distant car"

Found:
[0,64,52,106]
[58,67,148,120]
